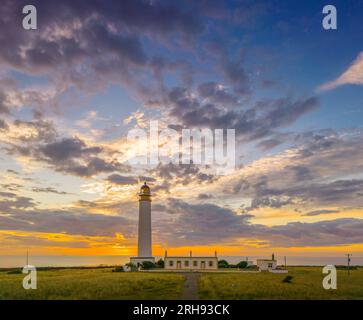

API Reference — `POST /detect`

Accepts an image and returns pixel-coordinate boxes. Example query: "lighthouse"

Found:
[130,182,155,266]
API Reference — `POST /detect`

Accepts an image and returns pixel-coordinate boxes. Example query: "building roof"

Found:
[256,259,277,262]
[165,256,218,259]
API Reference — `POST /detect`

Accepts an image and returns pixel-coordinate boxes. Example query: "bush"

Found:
[282,275,293,283]
[336,265,358,270]
[141,261,156,270]
[237,261,248,269]
[155,259,164,268]
[112,266,124,272]
[126,262,137,271]
[7,269,22,275]
[218,260,229,268]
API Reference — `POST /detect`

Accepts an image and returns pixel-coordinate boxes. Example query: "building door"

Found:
[201,261,206,269]
[177,261,181,269]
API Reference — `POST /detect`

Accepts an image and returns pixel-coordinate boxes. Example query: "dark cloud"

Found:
[107,174,138,185]
[0,195,36,212]
[158,85,319,142]
[0,119,8,130]
[0,0,202,95]
[155,199,256,246]
[3,123,128,177]
[302,209,340,217]
[148,163,216,193]
[256,132,292,151]
[257,138,284,151]
[36,137,121,177]
[197,82,239,106]
[40,138,102,162]
[228,131,363,211]
[267,218,363,247]
[155,199,363,247]
[197,193,213,199]
[31,187,69,195]
[12,119,57,143]
[0,208,134,237]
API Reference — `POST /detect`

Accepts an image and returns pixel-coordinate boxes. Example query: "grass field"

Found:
[199,267,363,300]
[0,268,184,300]
[1,267,362,300]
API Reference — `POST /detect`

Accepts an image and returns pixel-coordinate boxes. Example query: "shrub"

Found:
[112,266,124,272]
[126,262,137,271]
[218,260,229,268]
[155,258,164,268]
[237,261,248,269]
[282,275,293,283]
[7,269,22,275]
[141,261,156,270]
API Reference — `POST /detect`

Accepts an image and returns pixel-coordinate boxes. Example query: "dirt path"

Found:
[181,272,200,300]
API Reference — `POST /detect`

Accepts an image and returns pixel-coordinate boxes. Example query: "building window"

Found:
[193,260,198,267]
[268,263,273,268]
[169,260,174,267]
[184,261,189,267]
[209,261,213,267]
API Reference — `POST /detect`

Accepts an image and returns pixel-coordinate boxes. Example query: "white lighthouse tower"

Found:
[130,182,155,266]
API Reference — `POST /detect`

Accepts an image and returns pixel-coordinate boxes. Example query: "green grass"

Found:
[0,268,184,300]
[1,267,362,300]
[198,267,363,300]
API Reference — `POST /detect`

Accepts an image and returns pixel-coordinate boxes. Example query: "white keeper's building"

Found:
[164,251,218,270]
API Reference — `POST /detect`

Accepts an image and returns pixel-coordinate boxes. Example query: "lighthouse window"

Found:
[169,260,174,267]
[184,261,189,267]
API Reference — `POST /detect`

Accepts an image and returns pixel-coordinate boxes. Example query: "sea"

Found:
[1,255,362,268]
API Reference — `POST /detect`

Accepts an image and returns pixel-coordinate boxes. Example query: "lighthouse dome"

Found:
[140,182,150,195]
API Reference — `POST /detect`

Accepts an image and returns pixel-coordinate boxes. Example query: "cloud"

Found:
[2,121,128,177]
[107,174,138,185]
[155,199,256,246]
[40,138,102,161]
[302,209,340,217]
[0,209,134,237]
[0,119,8,130]
[155,199,363,247]
[197,193,213,199]
[318,52,363,91]
[267,218,363,247]
[159,86,319,142]
[0,0,202,96]
[197,82,239,106]
[31,187,69,195]
[227,130,363,210]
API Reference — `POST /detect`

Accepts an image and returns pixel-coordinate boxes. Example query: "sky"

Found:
[0,0,363,267]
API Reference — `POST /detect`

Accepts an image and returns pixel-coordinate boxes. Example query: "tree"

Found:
[141,261,156,270]
[126,262,137,271]
[112,266,124,272]
[155,258,164,268]
[236,261,248,269]
[218,259,229,268]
